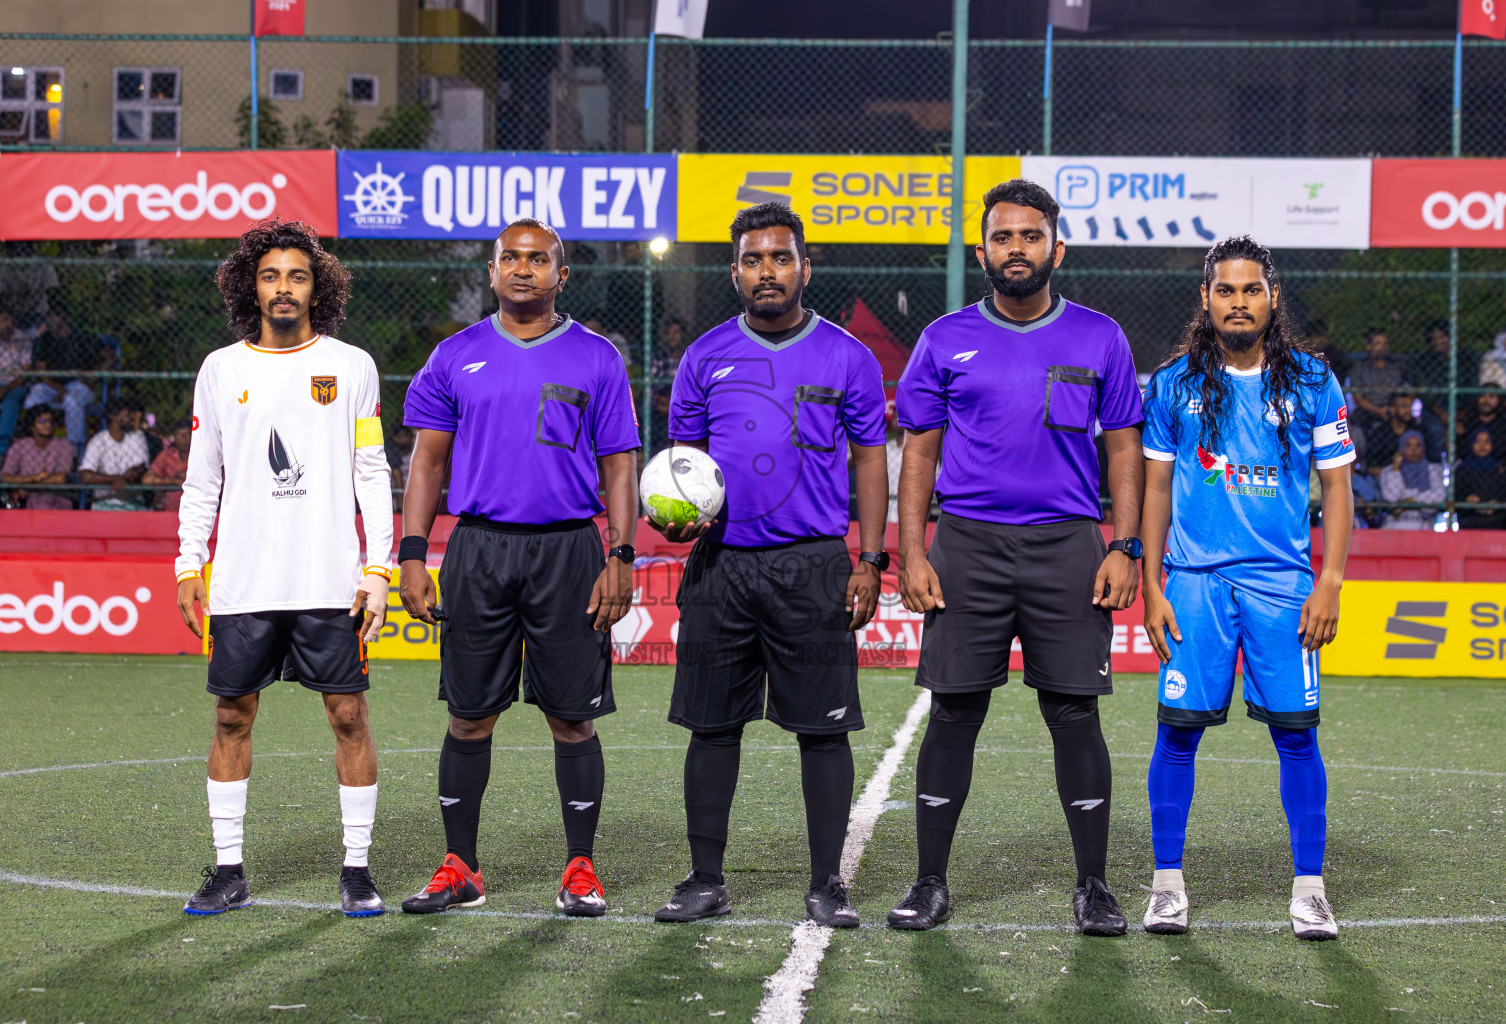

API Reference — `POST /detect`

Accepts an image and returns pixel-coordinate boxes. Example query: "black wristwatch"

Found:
[607,545,635,565]
[1108,537,1144,560]
[859,550,891,571]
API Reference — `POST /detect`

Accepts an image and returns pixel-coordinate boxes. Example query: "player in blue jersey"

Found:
[649,204,889,927]
[1139,236,1354,940]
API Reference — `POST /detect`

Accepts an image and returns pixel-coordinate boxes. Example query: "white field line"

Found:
[970,747,1506,779]
[752,689,932,1024]
[0,744,864,779]
[4,868,1504,936]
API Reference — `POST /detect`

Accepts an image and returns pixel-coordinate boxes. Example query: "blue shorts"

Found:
[1156,570,1320,730]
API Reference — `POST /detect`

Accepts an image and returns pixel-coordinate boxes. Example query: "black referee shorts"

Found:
[206,608,369,698]
[915,513,1114,696]
[670,536,862,735]
[436,516,614,721]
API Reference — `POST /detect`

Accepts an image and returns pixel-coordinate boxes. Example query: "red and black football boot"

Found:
[400,853,485,914]
[555,856,607,917]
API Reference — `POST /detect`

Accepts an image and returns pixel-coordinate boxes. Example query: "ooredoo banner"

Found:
[337,151,677,241]
[1021,156,1372,248]
[0,151,338,240]
[1370,158,1506,247]
[0,558,197,655]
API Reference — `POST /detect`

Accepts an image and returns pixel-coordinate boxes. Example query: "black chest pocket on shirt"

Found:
[537,383,590,451]
[1044,365,1097,434]
[793,384,844,452]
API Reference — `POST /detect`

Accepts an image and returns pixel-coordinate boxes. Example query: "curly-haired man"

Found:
[174,220,393,918]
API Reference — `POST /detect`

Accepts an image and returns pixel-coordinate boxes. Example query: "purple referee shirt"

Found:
[896,296,1143,525]
[403,315,641,523]
[669,312,887,548]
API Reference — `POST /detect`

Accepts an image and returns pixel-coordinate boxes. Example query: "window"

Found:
[268,69,303,102]
[113,67,181,145]
[348,74,378,106]
[0,66,65,145]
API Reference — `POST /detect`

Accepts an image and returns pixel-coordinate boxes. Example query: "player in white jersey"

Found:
[173,221,393,918]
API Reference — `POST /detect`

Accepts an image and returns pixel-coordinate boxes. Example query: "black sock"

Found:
[684,727,742,886]
[1039,690,1112,887]
[438,731,492,872]
[914,689,991,884]
[797,732,854,889]
[555,734,605,861]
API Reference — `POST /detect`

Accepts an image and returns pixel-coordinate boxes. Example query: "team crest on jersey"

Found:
[310,376,338,406]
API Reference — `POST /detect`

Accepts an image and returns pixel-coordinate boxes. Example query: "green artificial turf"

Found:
[0,655,1502,1023]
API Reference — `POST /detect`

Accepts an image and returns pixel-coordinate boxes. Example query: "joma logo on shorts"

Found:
[1384,601,1446,659]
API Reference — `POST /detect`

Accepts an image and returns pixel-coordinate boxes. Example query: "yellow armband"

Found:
[354,416,384,448]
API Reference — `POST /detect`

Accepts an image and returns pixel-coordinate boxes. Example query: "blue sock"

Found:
[1147,723,1204,870]
[1269,726,1327,876]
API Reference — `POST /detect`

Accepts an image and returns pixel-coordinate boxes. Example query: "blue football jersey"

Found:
[1142,352,1354,606]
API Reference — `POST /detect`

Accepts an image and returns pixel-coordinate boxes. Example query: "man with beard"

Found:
[649,203,888,926]
[1140,237,1353,939]
[889,179,1144,934]
[175,220,392,917]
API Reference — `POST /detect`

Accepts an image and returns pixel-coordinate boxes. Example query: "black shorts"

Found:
[670,536,862,735]
[436,516,614,721]
[206,608,369,698]
[915,513,1114,696]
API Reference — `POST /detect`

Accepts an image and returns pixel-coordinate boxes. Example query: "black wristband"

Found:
[398,536,429,564]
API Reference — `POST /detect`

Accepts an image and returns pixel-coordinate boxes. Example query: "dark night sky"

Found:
[705,0,1460,40]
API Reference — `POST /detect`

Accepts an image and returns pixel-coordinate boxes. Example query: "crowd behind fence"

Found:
[2,33,1505,526]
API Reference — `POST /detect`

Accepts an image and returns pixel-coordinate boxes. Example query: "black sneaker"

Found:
[805,875,859,928]
[340,865,385,918]
[654,874,731,923]
[400,854,485,915]
[183,865,250,916]
[1073,876,1128,936]
[887,875,950,931]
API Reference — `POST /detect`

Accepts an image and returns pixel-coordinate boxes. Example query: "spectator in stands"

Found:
[142,417,191,512]
[1365,390,1445,470]
[1456,384,1506,455]
[1411,320,1475,430]
[1349,328,1406,427]
[0,308,33,456]
[24,310,110,447]
[0,407,74,510]
[1479,330,1506,388]
[583,316,632,365]
[649,318,689,451]
[387,423,415,511]
[79,399,149,510]
[1456,426,1506,530]
[1306,320,1347,383]
[1379,429,1444,530]
[885,398,903,523]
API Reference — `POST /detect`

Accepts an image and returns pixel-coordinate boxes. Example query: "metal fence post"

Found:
[1042,23,1053,156]
[641,33,657,454]
[248,30,259,149]
[945,0,970,313]
[1447,31,1462,521]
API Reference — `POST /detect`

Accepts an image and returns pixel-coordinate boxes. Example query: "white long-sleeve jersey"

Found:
[175,334,393,614]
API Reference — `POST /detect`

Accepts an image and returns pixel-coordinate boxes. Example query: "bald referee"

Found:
[887,180,1144,935]
[397,218,640,917]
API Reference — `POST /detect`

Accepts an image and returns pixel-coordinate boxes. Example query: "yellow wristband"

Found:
[176,569,202,583]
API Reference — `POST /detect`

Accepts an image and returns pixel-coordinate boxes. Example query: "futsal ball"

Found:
[640,446,726,527]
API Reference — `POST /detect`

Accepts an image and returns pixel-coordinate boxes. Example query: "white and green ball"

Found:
[639,446,726,527]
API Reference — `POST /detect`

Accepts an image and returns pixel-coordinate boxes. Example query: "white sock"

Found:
[1293,875,1325,900]
[339,784,378,868]
[1152,868,1185,893]
[207,777,248,866]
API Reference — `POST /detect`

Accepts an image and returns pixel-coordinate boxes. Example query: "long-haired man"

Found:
[175,220,393,917]
[1139,236,1354,940]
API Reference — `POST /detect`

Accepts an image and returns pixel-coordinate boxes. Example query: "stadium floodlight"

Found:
[9,67,24,76]
[649,236,669,256]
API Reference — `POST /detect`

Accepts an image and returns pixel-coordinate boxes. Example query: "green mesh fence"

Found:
[2,32,1505,522]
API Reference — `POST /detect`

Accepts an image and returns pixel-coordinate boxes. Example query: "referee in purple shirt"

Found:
[396,219,641,918]
[887,180,1146,935]
[648,204,890,928]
